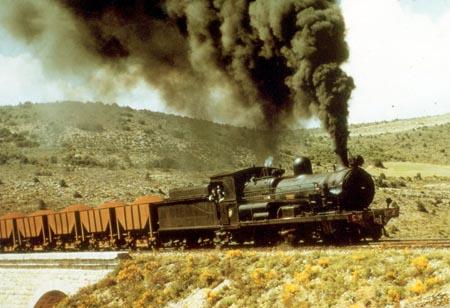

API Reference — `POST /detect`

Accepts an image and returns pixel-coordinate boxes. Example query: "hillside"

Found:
[0,101,449,239]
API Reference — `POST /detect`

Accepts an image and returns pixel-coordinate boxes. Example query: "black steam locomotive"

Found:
[157,156,399,247]
[0,156,399,252]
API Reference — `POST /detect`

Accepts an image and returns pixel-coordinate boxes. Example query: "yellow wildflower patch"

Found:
[266,269,278,280]
[281,282,300,306]
[134,290,153,308]
[349,303,365,308]
[294,271,311,284]
[116,262,143,283]
[385,270,396,280]
[351,254,366,261]
[411,256,429,272]
[352,269,362,280]
[199,269,216,287]
[387,288,401,303]
[317,257,331,267]
[425,276,441,288]
[251,268,265,287]
[207,289,219,304]
[409,280,427,294]
[226,249,243,258]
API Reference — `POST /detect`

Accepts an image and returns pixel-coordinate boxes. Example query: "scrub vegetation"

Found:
[60,248,450,307]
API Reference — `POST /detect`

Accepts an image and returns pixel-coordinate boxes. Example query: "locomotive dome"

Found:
[293,156,312,176]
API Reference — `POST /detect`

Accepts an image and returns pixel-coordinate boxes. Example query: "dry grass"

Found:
[60,248,450,308]
[367,162,450,178]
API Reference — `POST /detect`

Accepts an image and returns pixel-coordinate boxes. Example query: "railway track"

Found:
[369,238,450,249]
[285,239,450,250]
[0,239,448,257]
[294,239,450,250]
[132,238,450,254]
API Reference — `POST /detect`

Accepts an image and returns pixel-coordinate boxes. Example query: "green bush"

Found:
[38,199,47,210]
[15,139,39,147]
[172,130,185,139]
[50,156,58,164]
[0,127,12,138]
[35,170,53,176]
[373,159,385,168]
[106,158,118,170]
[144,128,154,135]
[63,153,102,167]
[76,120,105,132]
[59,179,68,188]
[416,201,428,213]
[146,157,179,170]
[0,153,8,165]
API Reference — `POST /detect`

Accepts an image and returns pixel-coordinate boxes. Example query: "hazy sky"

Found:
[0,0,449,124]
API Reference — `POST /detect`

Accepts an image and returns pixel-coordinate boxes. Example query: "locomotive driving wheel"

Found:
[371,225,383,241]
[321,222,361,245]
[254,229,279,247]
[302,230,321,245]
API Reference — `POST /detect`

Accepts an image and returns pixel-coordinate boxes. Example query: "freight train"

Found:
[0,156,399,251]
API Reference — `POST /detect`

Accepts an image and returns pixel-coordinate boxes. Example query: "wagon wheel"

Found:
[110,238,120,251]
[88,238,99,251]
[213,231,231,249]
[184,236,200,249]
[127,240,137,250]
[79,240,90,251]
[302,230,320,245]
[148,236,159,250]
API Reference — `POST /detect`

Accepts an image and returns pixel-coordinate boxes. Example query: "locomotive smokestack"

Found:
[2,0,354,154]
[336,148,349,168]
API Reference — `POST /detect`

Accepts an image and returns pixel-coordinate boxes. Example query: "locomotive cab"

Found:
[210,166,285,225]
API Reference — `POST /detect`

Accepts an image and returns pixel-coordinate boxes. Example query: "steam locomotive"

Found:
[0,156,398,251]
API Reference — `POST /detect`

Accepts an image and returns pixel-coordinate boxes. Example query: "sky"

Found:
[0,0,449,124]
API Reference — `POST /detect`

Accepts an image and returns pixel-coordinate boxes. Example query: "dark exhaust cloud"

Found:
[1,0,354,165]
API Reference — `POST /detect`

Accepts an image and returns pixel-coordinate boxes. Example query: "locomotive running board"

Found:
[236,208,399,228]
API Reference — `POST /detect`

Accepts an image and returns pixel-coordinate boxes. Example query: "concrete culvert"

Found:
[34,290,67,308]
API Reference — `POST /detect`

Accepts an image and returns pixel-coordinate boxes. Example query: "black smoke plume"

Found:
[1,0,354,165]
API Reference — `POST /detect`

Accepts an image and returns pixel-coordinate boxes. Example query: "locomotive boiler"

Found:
[241,156,375,221]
